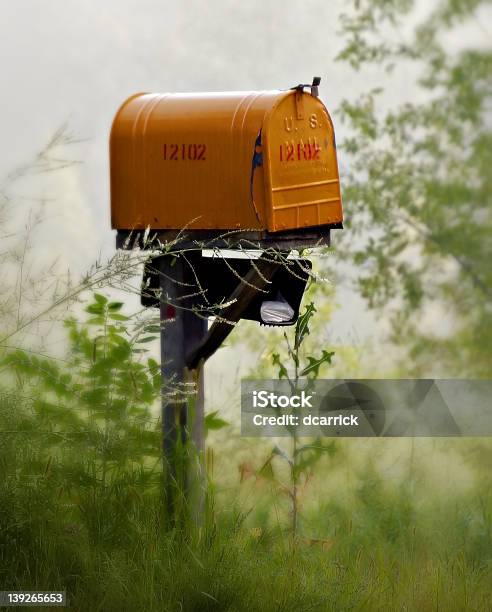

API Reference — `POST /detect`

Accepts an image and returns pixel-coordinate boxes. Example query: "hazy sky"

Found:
[1,0,489,367]
[0,0,414,252]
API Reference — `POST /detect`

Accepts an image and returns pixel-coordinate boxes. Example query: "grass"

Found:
[1,388,491,611]
[0,295,490,611]
[1,491,491,611]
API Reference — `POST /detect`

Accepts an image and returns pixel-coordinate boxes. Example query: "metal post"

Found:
[158,252,207,526]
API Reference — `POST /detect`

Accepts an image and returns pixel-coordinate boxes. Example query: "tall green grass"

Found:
[1,295,491,611]
[2,388,492,610]
[1,433,491,610]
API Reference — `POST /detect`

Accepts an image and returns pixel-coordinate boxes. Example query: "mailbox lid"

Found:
[263,92,343,232]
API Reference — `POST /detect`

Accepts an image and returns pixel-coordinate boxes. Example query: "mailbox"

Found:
[110,80,343,247]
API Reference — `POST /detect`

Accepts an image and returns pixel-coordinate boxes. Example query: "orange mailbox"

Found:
[110,79,343,247]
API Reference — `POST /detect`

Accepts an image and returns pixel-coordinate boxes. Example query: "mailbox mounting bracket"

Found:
[116,225,341,251]
[185,253,284,369]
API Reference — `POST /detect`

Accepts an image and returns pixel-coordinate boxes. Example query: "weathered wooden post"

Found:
[157,252,207,523]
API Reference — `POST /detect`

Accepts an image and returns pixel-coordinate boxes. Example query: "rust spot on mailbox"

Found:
[110,87,343,237]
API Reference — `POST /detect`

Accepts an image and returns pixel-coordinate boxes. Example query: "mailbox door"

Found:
[263,92,343,232]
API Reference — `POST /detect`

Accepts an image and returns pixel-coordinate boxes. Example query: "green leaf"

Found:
[271,444,293,466]
[272,353,288,380]
[94,293,108,305]
[204,411,229,432]
[85,304,104,315]
[109,313,129,321]
[147,358,160,374]
[294,303,316,350]
[300,350,334,377]
[108,301,124,311]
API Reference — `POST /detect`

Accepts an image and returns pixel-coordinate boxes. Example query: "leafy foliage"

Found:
[1,293,161,548]
[251,303,338,538]
[336,0,492,375]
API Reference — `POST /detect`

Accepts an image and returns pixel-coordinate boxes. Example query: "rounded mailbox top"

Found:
[110,86,343,244]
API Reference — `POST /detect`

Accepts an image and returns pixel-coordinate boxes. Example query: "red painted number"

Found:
[163,144,207,161]
[279,139,321,162]
[197,144,206,160]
